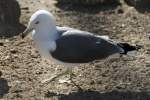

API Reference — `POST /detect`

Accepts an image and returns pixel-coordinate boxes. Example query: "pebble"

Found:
[0,42,4,46]
[0,71,2,77]
[10,49,17,54]
[21,7,29,10]
[117,8,124,14]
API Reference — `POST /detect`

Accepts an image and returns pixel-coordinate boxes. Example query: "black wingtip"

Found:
[118,43,141,55]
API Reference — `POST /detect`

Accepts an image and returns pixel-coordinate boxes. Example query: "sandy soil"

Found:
[0,0,150,100]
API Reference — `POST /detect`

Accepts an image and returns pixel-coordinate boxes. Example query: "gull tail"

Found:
[117,43,140,54]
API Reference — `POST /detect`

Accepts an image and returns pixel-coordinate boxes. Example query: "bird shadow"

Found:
[45,89,150,100]
[0,0,26,38]
[0,78,9,98]
[124,0,150,13]
[55,1,121,14]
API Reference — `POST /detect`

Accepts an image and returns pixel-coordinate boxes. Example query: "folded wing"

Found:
[50,31,123,63]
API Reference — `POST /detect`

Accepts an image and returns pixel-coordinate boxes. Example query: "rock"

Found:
[10,49,17,54]
[0,78,9,97]
[0,0,20,25]
[57,0,119,5]
[21,7,29,10]
[0,71,2,77]
[117,8,124,14]
[0,42,4,46]
[0,0,25,38]
[125,0,150,7]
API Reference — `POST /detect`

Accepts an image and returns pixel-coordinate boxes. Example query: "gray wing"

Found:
[56,26,77,32]
[51,31,122,63]
[56,26,93,36]
[57,26,111,40]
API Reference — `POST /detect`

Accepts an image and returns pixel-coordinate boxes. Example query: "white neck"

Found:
[33,24,58,41]
[32,24,58,59]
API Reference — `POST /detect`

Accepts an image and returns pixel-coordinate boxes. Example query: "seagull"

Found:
[21,10,137,84]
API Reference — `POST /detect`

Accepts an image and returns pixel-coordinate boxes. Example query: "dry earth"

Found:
[0,0,150,100]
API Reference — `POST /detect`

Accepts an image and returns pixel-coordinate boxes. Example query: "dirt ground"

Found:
[0,0,150,100]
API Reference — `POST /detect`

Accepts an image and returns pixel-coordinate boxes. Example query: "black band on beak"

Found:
[21,28,33,39]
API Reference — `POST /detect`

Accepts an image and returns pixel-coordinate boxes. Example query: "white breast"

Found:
[32,31,56,58]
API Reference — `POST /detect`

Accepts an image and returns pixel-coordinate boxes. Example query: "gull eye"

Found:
[35,21,39,24]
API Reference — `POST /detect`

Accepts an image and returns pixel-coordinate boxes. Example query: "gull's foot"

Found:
[58,78,71,84]
[41,75,58,84]
[58,73,75,84]
[58,75,73,84]
[41,67,75,84]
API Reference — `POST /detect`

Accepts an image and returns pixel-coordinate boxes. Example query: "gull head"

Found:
[21,10,56,38]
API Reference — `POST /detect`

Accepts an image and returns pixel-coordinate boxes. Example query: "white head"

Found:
[22,10,56,38]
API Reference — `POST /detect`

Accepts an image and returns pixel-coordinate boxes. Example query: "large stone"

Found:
[125,0,150,7]
[57,0,119,5]
[0,0,25,37]
[0,0,20,25]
